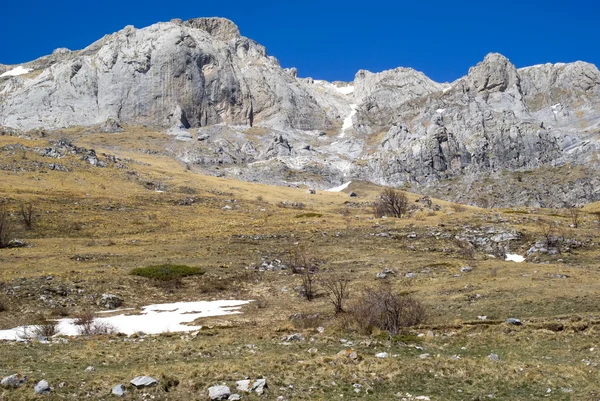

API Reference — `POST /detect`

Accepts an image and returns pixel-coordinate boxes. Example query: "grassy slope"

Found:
[0,128,599,400]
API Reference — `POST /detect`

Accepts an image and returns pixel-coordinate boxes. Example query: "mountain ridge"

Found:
[1,17,599,207]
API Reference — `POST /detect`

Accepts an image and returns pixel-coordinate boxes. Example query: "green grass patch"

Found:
[130,264,205,281]
[295,212,323,218]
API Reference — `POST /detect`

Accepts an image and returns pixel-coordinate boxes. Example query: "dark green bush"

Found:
[130,264,205,281]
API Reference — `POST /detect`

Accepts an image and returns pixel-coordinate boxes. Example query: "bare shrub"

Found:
[301,271,316,301]
[20,202,34,230]
[32,316,60,338]
[567,206,581,228]
[540,220,563,248]
[76,313,117,335]
[0,207,14,249]
[320,274,351,314]
[286,247,320,275]
[374,188,409,218]
[454,238,476,259]
[347,285,426,335]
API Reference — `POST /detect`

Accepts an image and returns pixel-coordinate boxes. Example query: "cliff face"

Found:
[1,19,599,207]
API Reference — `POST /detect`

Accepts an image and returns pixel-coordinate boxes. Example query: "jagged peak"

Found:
[183,17,241,42]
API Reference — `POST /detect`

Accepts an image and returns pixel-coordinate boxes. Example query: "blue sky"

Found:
[0,0,598,83]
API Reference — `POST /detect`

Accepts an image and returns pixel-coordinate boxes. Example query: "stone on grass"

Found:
[236,379,251,392]
[488,353,500,362]
[208,385,231,400]
[506,318,522,325]
[284,333,304,342]
[375,352,389,358]
[34,380,51,394]
[228,395,241,401]
[252,378,267,395]
[1,373,26,388]
[85,366,95,372]
[130,376,158,388]
[111,384,126,397]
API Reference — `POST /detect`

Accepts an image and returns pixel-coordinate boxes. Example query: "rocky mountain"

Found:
[1,18,599,207]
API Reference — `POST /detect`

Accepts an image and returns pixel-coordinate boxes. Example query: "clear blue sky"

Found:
[0,0,598,83]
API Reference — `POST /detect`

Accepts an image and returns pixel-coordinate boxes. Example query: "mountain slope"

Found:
[1,18,599,207]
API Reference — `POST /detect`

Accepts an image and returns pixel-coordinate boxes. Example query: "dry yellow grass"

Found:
[1,127,600,399]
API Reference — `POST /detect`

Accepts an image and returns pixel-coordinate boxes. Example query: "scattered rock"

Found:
[405,272,418,279]
[228,395,241,401]
[460,266,473,273]
[130,376,158,388]
[98,118,124,133]
[349,192,358,197]
[236,380,251,392]
[34,380,51,394]
[1,373,26,388]
[251,378,267,395]
[111,384,126,397]
[209,385,231,400]
[98,293,123,309]
[488,353,500,362]
[375,352,389,358]
[283,333,305,342]
[419,353,431,359]
[307,188,316,195]
[506,318,522,326]
[85,366,95,372]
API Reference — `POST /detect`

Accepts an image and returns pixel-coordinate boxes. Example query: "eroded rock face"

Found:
[0,18,347,132]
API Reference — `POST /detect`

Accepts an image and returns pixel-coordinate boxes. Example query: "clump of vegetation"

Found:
[20,202,34,230]
[373,188,409,218]
[295,212,323,219]
[74,310,117,335]
[320,274,351,314]
[31,315,60,338]
[346,285,426,335]
[130,264,205,281]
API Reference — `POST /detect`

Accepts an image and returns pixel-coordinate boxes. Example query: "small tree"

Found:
[20,202,34,230]
[374,188,409,218]
[321,275,351,314]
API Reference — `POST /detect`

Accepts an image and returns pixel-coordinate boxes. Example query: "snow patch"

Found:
[340,104,358,137]
[0,66,33,78]
[505,254,525,263]
[335,85,355,95]
[326,181,352,192]
[0,300,251,341]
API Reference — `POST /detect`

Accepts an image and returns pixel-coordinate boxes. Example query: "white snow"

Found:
[0,300,251,341]
[505,254,525,263]
[0,66,33,78]
[339,104,357,137]
[335,85,355,95]
[326,181,352,192]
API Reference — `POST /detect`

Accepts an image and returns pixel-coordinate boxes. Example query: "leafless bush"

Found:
[374,188,409,218]
[320,274,351,314]
[286,247,320,275]
[540,220,563,248]
[0,207,14,248]
[301,271,316,301]
[454,238,476,259]
[347,285,426,335]
[76,313,117,335]
[567,206,581,228]
[20,202,34,230]
[32,316,60,338]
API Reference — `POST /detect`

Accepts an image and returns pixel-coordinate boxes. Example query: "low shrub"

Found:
[130,264,205,281]
[346,285,426,335]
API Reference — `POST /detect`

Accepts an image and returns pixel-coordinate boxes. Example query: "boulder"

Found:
[208,385,231,400]
[34,380,51,394]
[1,373,26,388]
[130,376,158,388]
[111,384,126,397]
